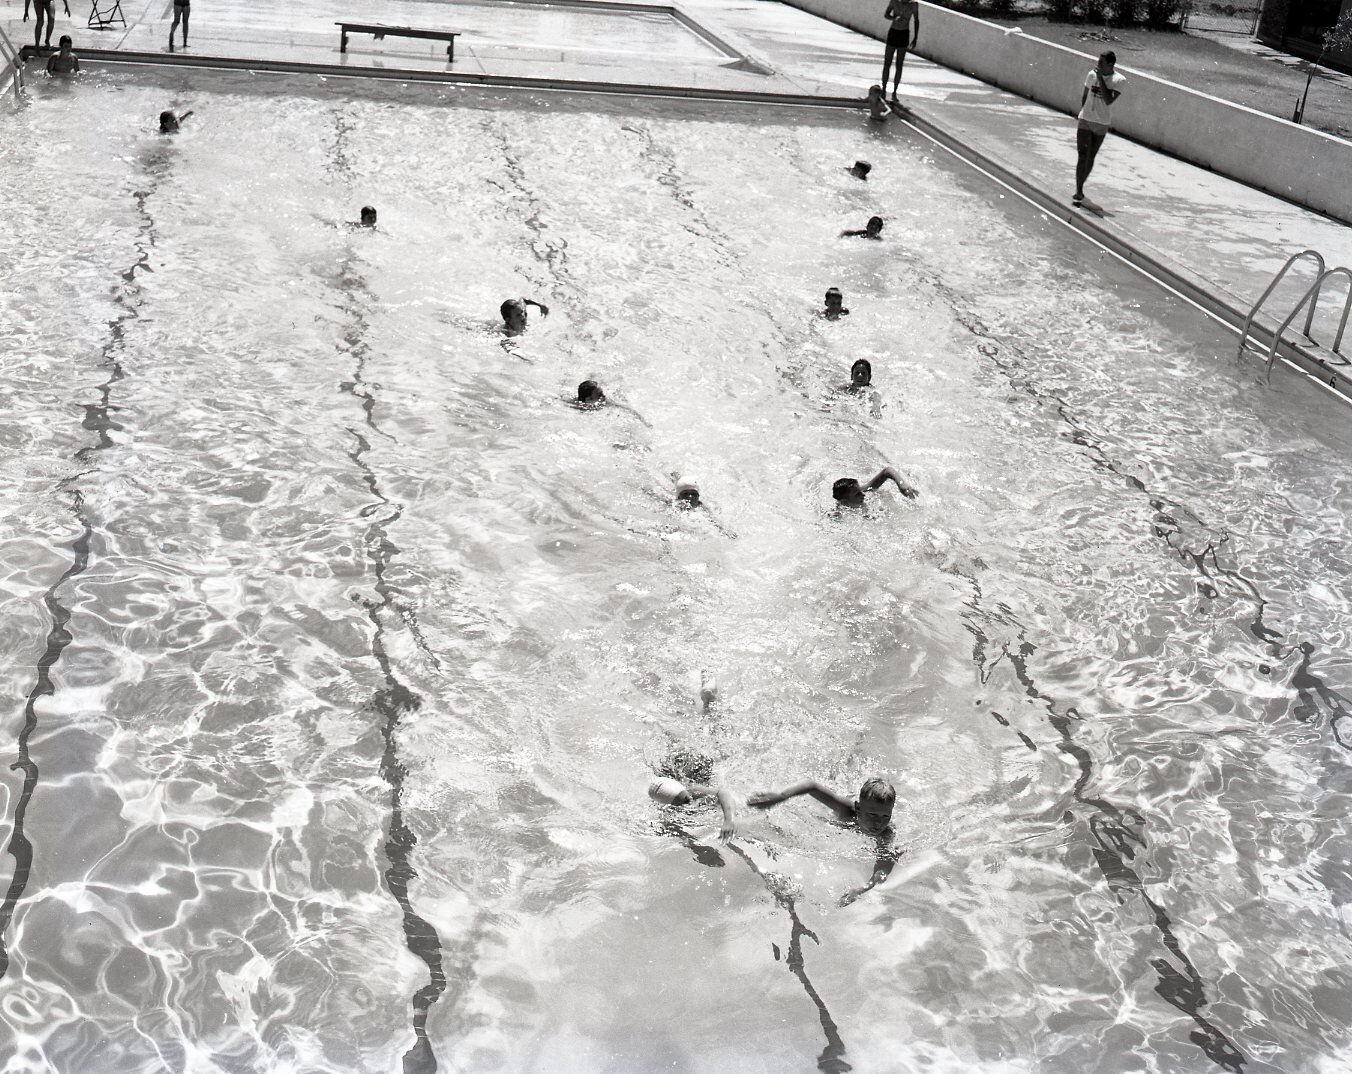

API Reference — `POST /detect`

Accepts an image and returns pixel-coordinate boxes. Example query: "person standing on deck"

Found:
[169,0,190,52]
[1073,51,1125,207]
[881,0,919,105]
[23,0,71,51]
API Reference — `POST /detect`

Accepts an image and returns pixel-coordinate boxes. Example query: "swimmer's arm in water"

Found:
[865,466,918,500]
[684,782,738,843]
[748,780,855,821]
[839,842,899,906]
[523,298,550,317]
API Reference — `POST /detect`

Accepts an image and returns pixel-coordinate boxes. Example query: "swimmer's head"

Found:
[850,358,872,387]
[58,35,73,50]
[675,478,701,510]
[849,160,872,180]
[865,216,884,238]
[501,298,528,333]
[648,778,692,806]
[857,777,895,833]
[867,84,884,101]
[359,206,377,227]
[825,287,844,313]
[832,477,865,508]
[577,379,606,405]
[159,110,179,133]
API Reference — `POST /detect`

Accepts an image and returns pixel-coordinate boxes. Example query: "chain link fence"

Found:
[1181,1,1261,34]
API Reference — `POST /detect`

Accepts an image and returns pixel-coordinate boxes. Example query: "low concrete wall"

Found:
[781,0,1352,224]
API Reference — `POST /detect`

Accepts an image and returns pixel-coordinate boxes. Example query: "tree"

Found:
[1293,10,1352,125]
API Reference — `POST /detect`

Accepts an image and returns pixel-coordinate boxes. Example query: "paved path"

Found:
[5,0,1351,347]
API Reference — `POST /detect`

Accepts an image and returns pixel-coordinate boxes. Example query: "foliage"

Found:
[1048,0,1076,20]
[1078,0,1109,22]
[1143,0,1184,28]
[1108,0,1144,25]
[1321,10,1352,60]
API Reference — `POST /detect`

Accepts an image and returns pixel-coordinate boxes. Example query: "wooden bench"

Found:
[336,22,460,64]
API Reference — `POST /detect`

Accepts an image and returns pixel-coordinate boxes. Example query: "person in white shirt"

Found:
[1074,50,1125,207]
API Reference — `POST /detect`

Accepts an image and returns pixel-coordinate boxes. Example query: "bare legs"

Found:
[881,33,909,102]
[169,5,189,51]
[1074,126,1106,202]
[33,1,54,49]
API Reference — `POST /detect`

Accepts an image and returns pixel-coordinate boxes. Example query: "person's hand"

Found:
[538,302,550,317]
[719,817,735,844]
[898,480,918,499]
[747,791,778,809]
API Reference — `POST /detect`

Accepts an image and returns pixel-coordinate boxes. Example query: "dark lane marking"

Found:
[0,168,153,978]
[327,108,448,1071]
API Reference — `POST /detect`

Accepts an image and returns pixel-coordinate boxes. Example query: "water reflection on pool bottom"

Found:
[2,70,1352,1073]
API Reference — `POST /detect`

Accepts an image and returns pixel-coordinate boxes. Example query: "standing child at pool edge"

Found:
[881,0,919,105]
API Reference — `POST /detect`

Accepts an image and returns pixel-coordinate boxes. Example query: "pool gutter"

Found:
[16,46,850,109]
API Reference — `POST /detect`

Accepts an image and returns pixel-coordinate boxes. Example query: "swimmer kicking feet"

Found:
[501,297,549,336]
[833,466,917,508]
[822,287,850,321]
[841,216,884,240]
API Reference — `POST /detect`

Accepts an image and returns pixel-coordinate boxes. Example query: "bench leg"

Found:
[448,38,455,64]
[340,29,347,53]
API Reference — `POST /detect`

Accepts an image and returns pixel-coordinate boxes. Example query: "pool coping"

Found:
[17,46,854,108]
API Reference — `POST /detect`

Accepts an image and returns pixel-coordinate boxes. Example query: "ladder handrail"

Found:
[0,26,23,101]
[1238,249,1325,359]
[1266,267,1352,378]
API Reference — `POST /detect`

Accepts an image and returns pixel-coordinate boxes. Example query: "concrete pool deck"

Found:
[6,0,1352,385]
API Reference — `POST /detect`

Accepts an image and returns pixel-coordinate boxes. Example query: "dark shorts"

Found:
[174,0,189,8]
[886,26,910,51]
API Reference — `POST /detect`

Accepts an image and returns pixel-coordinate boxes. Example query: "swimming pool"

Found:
[2,67,1352,1074]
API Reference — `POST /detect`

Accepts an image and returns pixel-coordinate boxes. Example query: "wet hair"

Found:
[1100,50,1116,64]
[832,477,861,502]
[825,287,843,304]
[360,206,377,225]
[866,215,884,232]
[501,298,524,321]
[577,379,605,404]
[159,110,176,129]
[658,748,714,787]
[858,777,895,805]
[59,35,73,48]
[851,358,872,382]
[851,160,872,178]
[676,485,700,508]
[868,84,883,97]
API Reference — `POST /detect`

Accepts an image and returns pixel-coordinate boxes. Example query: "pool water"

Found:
[2,68,1352,1074]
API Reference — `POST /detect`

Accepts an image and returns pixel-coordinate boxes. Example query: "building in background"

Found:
[1257,0,1352,72]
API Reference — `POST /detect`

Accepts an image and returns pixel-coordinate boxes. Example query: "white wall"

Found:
[781,0,1352,224]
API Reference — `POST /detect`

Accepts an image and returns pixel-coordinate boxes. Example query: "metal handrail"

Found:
[1265,267,1352,379]
[1237,249,1325,359]
[0,26,23,101]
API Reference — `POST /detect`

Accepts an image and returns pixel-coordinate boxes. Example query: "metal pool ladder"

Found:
[0,26,23,101]
[1237,249,1352,382]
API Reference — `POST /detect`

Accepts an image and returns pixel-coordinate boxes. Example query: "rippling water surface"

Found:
[2,70,1352,1074]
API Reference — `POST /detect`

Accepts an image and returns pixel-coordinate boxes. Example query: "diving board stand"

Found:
[336,22,460,63]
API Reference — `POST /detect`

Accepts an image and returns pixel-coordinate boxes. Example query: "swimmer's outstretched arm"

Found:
[685,782,737,843]
[840,844,899,907]
[748,780,854,821]
[523,298,550,316]
[866,466,917,499]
